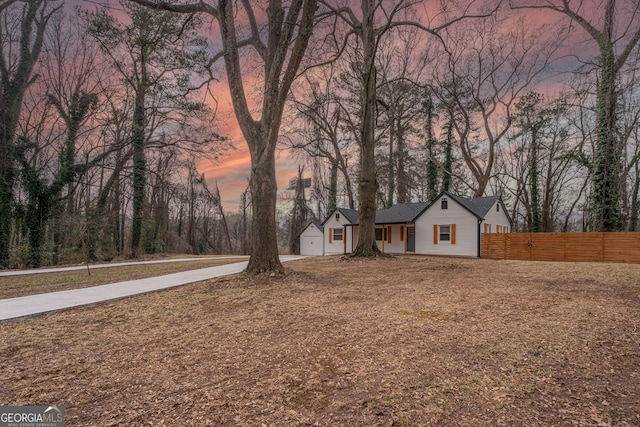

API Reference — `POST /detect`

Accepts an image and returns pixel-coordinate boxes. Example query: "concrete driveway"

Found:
[0,256,248,277]
[0,256,304,322]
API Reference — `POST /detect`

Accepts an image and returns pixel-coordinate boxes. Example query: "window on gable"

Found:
[441,198,448,209]
[496,203,500,212]
[439,225,451,241]
[333,228,343,241]
[335,212,340,221]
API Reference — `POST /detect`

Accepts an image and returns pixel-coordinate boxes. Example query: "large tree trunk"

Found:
[386,108,395,208]
[352,0,380,257]
[0,110,16,268]
[130,90,146,258]
[129,0,316,272]
[247,141,283,272]
[590,43,621,231]
[219,0,314,272]
[396,117,410,204]
[328,161,338,213]
[0,0,55,267]
[425,98,439,201]
[530,127,542,232]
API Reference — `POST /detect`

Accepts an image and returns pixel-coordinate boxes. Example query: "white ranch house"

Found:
[300,191,512,258]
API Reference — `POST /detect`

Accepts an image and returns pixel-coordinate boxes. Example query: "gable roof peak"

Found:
[426,191,501,219]
[321,207,359,226]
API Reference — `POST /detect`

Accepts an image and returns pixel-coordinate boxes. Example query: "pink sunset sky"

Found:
[197,123,301,212]
[195,82,300,212]
[71,0,605,213]
[194,2,578,213]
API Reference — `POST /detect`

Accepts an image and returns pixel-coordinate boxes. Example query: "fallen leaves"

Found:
[1,256,639,426]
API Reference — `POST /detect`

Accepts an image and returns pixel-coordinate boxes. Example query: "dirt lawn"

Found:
[1,256,639,426]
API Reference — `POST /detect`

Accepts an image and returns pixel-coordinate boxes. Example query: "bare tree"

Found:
[238,187,250,255]
[0,0,31,13]
[511,0,640,230]
[287,67,356,212]
[320,0,498,256]
[130,0,319,273]
[431,12,556,198]
[375,27,429,206]
[288,166,311,254]
[200,177,233,254]
[87,1,211,258]
[495,88,592,232]
[617,52,640,230]
[319,0,418,256]
[0,0,61,267]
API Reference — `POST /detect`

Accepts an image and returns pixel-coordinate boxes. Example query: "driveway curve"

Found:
[0,256,304,322]
[0,256,248,277]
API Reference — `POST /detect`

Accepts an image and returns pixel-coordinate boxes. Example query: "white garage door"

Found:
[300,236,323,256]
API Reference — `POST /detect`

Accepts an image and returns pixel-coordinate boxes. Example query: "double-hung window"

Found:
[439,225,451,241]
[434,224,456,244]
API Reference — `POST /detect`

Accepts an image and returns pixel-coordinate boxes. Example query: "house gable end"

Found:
[321,208,358,227]
[497,198,514,225]
[299,221,324,238]
[417,191,483,221]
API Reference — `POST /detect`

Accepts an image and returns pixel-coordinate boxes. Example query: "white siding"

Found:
[300,224,323,256]
[346,225,405,254]
[321,196,511,257]
[415,195,479,257]
[346,226,356,253]
[324,212,350,255]
[481,201,511,233]
[377,224,406,254]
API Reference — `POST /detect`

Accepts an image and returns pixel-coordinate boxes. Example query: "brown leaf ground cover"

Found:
[1,256,639,426]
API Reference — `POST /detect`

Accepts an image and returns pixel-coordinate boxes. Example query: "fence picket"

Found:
[481,232,640,263]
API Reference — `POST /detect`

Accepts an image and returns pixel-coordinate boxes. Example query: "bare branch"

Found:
[127,0,218,17]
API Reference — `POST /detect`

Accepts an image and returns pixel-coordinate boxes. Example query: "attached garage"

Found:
[299,222,324,256]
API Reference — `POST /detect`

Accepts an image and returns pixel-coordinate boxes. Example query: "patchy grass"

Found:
[0,257,246,299]
[1,256,639,426]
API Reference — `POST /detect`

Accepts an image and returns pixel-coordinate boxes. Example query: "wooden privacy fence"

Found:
[481,232,640,263]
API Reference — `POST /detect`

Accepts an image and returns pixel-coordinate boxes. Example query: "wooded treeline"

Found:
[1,0,639,269]
[0,0,244,268]
[283,0,640,247]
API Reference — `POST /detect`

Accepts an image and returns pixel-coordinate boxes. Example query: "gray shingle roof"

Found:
[447,192,499,218]
[321,208,360,226]
[374,202,430,224]
[339,208,360,224]
[298,220,324,237]
[333,202,430,225]
[321,193,509,226]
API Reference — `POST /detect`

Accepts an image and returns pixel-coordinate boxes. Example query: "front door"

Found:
[406,227,415,252]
